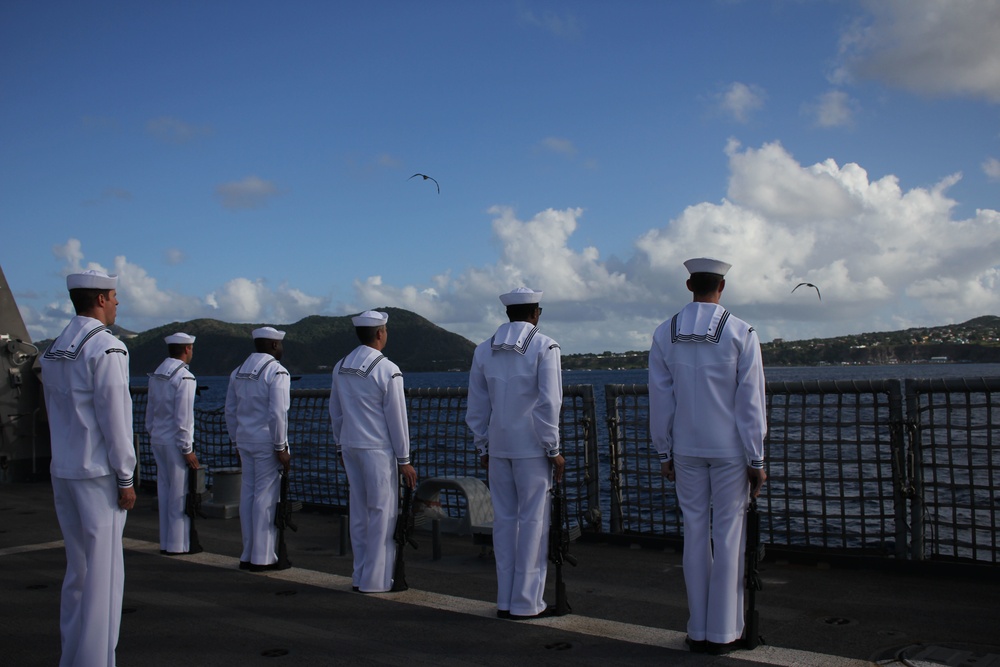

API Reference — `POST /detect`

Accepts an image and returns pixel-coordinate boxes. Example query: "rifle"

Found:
[391,485,418,592]
[275,470,297,570]
[185,466,206,554]
[548,481,577,616]
[744,498,765,648]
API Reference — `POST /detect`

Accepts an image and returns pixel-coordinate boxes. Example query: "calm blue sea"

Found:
[133,362,1000,411]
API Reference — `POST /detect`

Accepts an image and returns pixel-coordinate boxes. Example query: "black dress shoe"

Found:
[496,610,511,619]
[685,636,708,653]
[508,606,553,620]
[247,562,272,572]
[247,561,292,572]
[239,560,250,570]
[707,639,744,655]
[164,545,204,556]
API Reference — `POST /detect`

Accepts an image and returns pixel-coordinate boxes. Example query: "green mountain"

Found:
[127,307,476,376]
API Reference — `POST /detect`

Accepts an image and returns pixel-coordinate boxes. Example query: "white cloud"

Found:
[835,0,1000,102]
[52,239,85,274]
[214,176,282,210]
[983,157,1000,182]
[805,90,859,128]
[716,82,766,123]
[348,141,1000,352]
[32,142,1000,353]
[206,278,267,321]
[35,241,331,339]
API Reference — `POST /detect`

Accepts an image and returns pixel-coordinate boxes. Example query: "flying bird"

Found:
[792,282,822,301]
[408,173,440,194]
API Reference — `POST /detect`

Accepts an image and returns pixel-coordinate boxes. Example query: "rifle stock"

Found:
[744,498,764,648]
[391,485,418,592]
[185,466,206,554]
[275,470,297,570]
[548,481,577,616]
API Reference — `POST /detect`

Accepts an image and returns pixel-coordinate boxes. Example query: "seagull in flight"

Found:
[792,282,822,301]
[408,173,440,194]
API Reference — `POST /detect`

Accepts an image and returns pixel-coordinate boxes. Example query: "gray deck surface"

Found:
[2,481,999,666]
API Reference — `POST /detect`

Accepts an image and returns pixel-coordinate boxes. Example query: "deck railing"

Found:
[906,378,1000,563]
[131,375,1000,566]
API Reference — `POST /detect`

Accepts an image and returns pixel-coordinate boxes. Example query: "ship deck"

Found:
[2,481,998,667]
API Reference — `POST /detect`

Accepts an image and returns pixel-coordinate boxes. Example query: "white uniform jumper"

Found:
[225,352,290,566]
[145,357,197,553]
[329,345,410,593]
[466,321,562,617]
[648,301,767,645]
[40,316,136,667]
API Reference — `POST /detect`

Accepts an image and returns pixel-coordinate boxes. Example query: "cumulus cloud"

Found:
[716,82,766,123]
[834,0,1000,102]
[214,176,282,210]
[350,141,1000,352]
[32,142,1000,353]
[52,239,86,274]
[147,116,214,143]
[32,241,331,339]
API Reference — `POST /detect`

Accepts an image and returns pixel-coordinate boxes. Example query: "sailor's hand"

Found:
[398,463,417,489]
[661,459,675,482]
[748,467,767,498]
[276,448,291,472]
[184,452,200,469]
[480,454,489,469]
[118,486,136,511]
[549,454,565,483]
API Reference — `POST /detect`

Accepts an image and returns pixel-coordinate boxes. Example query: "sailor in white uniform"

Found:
[648,257,767,654]
[466,288,565,619]
[145,332,200,555]
[329,310,417,593]
[40,269,136,667]
[224,326,292,571]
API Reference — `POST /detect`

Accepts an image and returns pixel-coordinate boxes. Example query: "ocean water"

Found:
[137,362,1000,410]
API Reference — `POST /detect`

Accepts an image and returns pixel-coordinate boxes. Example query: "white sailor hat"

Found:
[351,310,388,327]
[66,269,118,291]
[499,287,543,306]
[252,326,286,340]
[164,332,196,345]
[683,257,731,276]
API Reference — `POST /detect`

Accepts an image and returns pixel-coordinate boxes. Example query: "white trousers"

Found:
[343,448,398,592]
[674,454,750,644]
[488,456,551,616]
[237,443,281,566]
[151,444,190,553]
[52,474,127,667]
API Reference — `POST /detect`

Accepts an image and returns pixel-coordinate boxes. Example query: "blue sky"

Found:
[2,0,999,354]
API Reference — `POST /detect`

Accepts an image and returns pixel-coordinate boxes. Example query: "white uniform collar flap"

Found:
[339,346,385,377]
[43,317,108,361]
[490,321,537,355]
[671,303,730,345]
[236,354,276,380]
